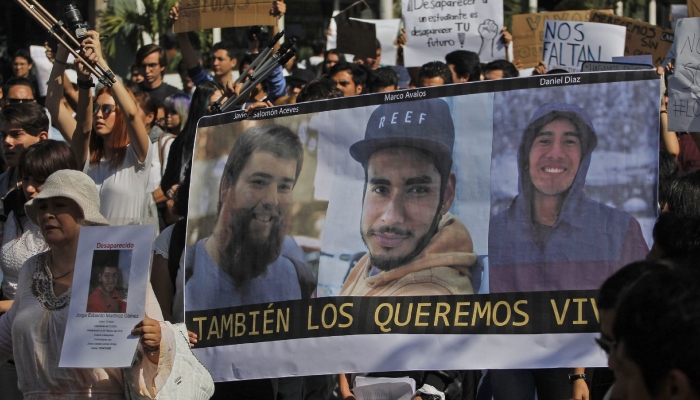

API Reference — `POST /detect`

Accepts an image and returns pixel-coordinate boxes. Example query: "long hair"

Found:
[177,81,219,163]
[90,86,133,169]
[163,93,191,133]
[13,140,80,234]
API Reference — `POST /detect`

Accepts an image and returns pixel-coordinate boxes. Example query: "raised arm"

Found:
[82,31,150,162]
[72,54,93,166]
[45,43,78,141]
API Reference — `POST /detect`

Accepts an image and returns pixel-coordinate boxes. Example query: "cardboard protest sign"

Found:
[401,0,504,67]
[60,226,154,368]
[668,18,700,132]
[334,2,377,60]
[543,21,626,72]
[179,70,659,381]
[512,10,612,69]
[689,0,700,18]
[588,11,675,66]
[173,0,276,33]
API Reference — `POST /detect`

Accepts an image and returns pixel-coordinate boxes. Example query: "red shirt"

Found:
[86,287,126,313]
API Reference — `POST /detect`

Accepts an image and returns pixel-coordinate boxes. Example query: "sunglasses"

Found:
[595,336,617,355]
[7,98,34,104]
[93,104,116,117]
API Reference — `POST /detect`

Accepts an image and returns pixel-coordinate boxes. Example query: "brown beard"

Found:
[218,208,286,286]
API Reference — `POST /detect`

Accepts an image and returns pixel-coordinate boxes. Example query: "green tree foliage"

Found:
[99,0,176,58]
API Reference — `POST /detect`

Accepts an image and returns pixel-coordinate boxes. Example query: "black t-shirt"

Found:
[138,81,182,104]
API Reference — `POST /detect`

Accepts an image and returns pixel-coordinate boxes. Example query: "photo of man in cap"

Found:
[488,102,649,293]
[340,98,477,296]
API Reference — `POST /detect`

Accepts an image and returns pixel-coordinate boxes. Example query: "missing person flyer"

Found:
[59,226,154,368]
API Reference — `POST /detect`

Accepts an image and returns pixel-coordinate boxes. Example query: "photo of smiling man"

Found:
[340,99,477,296]
[176,124,315,317]
[488,102,649,293]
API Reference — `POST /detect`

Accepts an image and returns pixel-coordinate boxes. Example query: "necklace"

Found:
[47,255,73,281]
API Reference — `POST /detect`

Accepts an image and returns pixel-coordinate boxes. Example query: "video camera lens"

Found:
[64,5,89,41]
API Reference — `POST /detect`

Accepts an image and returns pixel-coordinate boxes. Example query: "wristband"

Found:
[568,373,586,384]
[54,59,68,66]
[660,110,668,114]
[77,79,95,90]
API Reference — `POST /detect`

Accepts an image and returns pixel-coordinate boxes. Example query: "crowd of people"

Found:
[0,0,696,399]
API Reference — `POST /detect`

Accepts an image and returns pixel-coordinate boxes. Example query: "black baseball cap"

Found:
[349,98,455,177]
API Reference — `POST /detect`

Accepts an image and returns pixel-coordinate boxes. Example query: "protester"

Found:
[445,50,481,82]
[318,48,346,78]
[0,140,79,400]
[71,31,153,226]
[278,68,317,104]
[2,77,63,141]
[159,81,221,220]
[135,44,182,103]
[133,92,163,144]
[610,266,700,400]
[658,149,679,210]
[0,102,49,198]
[368,66,398,93]
[417,61,453,87]
[0,169,174,398]
[163,93,190,139]
[10,49,40,103]
[296,78,344,103]
[482,59,519,80]
[665,170,700,217]
[329,62,369,97]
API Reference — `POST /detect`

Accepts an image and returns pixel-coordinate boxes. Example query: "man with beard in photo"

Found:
[175,124,314,399]
[178,124,312,314]
[340,98,477,297]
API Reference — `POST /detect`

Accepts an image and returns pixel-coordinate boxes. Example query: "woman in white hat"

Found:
[0,170,172,399]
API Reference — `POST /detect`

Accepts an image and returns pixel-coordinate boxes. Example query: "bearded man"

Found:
[178,124,312,314]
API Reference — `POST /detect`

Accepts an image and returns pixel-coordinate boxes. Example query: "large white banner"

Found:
[543,20,626,73]
[668,18,700,132]
[182,71,659,381]
[402,0,504,67]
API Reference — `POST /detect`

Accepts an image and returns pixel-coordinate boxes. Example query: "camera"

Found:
[64,5,89,41]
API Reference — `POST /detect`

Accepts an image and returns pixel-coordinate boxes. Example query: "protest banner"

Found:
[173,0,276,33]
[542,20,626,73]
[401,0,504,67]
[689,0,700,18]
[181,70,659,381]
[512,10,612,69]
[588,11,675,66]
[60,226,154,368]
[667,18,700,132]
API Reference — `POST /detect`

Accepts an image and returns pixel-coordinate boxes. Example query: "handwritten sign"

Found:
[581,61,653,72]
[668,18,700,132]
[543,21,626,72]
[588,11,675,67]
[173,0,276,33]
[402,0,504,67]
[512,10,612,69]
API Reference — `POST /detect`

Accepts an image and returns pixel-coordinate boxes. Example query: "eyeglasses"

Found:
[7,98,34,104]
[93,104,115,117]
[595,336,617,355]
